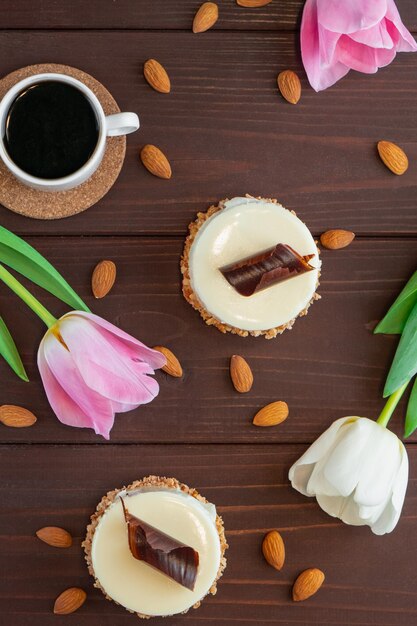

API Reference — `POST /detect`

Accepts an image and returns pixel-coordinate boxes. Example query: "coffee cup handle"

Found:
[105,112,140,137]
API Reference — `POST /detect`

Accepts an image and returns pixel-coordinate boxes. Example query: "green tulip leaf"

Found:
[405,377,417,438]
[0,225,90,312]
[384,300,417,397]
[375,269,417,335]
[0,316,28,381]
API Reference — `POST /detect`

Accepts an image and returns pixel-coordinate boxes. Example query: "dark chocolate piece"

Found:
[220,243,315,297]
[121,498,199,591]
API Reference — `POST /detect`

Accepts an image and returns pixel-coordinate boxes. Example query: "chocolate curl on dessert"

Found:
[220,243,315,297]
[120,498,199,591]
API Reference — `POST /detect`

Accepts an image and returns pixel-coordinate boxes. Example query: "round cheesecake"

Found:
[181,196,321,338]
[83,476,227,618]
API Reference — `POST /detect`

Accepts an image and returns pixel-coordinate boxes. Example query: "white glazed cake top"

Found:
[189,197,320,331]
[91,488,221,617]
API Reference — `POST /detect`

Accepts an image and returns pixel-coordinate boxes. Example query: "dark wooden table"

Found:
[1,2,417,624]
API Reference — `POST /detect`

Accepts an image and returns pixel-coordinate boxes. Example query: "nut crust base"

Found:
[82,475,228,619]
[181,195,321,338]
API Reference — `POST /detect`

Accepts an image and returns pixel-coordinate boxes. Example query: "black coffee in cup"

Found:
[3,80,99,179]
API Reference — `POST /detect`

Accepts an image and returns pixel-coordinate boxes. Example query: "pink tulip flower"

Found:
[301,0,417,91]
[37,311,166,439]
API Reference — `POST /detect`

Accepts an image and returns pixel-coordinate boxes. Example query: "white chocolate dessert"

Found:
[181,196,321,338]
[83,476,227,618]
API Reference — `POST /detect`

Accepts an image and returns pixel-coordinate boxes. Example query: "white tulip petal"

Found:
[354,424,400,507]
[289,417,352,495]
[371,443,409,535]
[316,493,364,526]
[322,419,374,496]
[288,463,316,496]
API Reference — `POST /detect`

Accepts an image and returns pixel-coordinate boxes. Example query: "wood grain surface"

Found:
[1,1,417,624]
[0,236,416,444]
[1,444,416,626]
[0,0,416,32]
[0,31,416,235]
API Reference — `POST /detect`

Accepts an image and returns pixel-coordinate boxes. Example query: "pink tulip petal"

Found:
[349,20,394,49]
[67,312,166,370]
[336,35,379,73]
[301,0,350,91]
[319,24,341,64]
[41,331,115,438]
[317,0,387,34]
[38,335,114,439]
[375,45,397,67]
[385,0,417,52]
[59,315,160,405]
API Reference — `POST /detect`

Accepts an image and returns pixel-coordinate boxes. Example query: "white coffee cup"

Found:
[0,72,139,192]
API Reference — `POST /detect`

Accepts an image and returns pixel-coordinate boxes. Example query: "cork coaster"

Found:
[0,63,126,220]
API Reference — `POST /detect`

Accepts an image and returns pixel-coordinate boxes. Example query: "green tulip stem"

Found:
[0,264,57,329]
[376,382,409,428]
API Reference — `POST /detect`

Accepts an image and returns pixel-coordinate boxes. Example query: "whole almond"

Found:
[36,526,72,548]
[237,0,273,6]
[0,405,37,428]
[153,346,183,377]
[377,140,408,175]
[54,587,87,615]
[193,2,219,33]
[230,355,253,393]
[320,229,355,250]
[277,70,301,104]
[253,401,288,427]
[293,568,325,602]
[143,59,171,94]
[140,144,172,179]
[262,530,285,570]
[91,260,116,299]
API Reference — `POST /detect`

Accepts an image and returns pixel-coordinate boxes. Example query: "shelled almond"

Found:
[377,140,409,175]
[53,587,87,615]
[153,346,183,377]
[292,568,325,602]
[0,405,37,428]
[237,0,273,6]
[36,526,72,548]
[230,355,253,393]
[320,229,355,250]
[91,260,116,298]
[143,59,171,94]
[193,2,219,33]
[253,401,289,426]
[277,70,301,104]
[262,530,285,570]
[140,144,172,179]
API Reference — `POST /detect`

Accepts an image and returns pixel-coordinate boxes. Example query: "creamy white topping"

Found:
[189,197,320,331]
[91,488,221,617]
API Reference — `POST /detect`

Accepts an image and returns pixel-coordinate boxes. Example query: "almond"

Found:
[292,568,325,602]
[230,355,253,393]
[0,405,37,428]
[91,260,116,299]
[237,0,273,6]
[143,59,171,94]
[36,526,72,548]
[262,530,285,570]
[277,70,301,104]
[377,140,408,175]
[320,229,355,250]
[53,587,87,615]
[153,346,183,378]
[140,144,172,179]
[193,2,219,33]
[253,401,288,427]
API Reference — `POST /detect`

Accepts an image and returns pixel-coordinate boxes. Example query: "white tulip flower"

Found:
[289,417,408,535]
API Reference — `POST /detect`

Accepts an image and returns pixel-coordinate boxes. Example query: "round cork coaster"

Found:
[0,63,126,220]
